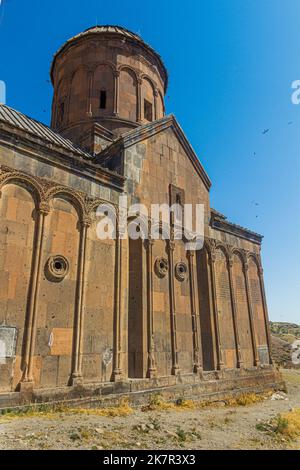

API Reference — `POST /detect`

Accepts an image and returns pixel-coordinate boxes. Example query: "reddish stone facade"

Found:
[0,26,282,406]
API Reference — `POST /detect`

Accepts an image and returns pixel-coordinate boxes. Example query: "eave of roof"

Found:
[210,208,263,244]
[0,104,125,190]
[0,104,92,159]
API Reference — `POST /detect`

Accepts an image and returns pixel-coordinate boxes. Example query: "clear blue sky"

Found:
[1,0,299,324]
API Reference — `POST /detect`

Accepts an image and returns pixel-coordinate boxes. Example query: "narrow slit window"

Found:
[100,90,107,109]
[175,193,183,221]
[144,99,153,122]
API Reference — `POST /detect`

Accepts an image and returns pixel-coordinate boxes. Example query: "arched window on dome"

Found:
[144,99,153,122]
[100,89,107,109]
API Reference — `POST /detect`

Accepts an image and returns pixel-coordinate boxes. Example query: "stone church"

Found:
[0,26,282,405]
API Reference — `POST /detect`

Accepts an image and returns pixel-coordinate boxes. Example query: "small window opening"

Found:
[144,99,153,122]
[175,193,183,223]
[54,261,63,271]
[176,194,182,205]
[100,90,107,109]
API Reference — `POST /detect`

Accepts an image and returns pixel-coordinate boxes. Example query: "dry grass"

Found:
[67,399,133,418]
[274,409,300,440]
[141,392,269,412]
[224,392,270,407]
[256,408,300,442]
[141,395,196,412]
[198,392,271,409]
[0,399,133,422]
[0,391,275,423]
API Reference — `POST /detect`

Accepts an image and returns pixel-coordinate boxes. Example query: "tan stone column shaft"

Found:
[168,240,180,375]
[23,204,49,384]
[71,220,89,383]
[258,266,273,364]
[112,231,123,380]
[87,70,93,116]
[154,89,158,120]
[187,250,202,373]
[243,262,260,366]
[137,78,142,122]
[113,71,120,116]
[227,257,243,368]
[146,238,157,378]
[209,250,224,370]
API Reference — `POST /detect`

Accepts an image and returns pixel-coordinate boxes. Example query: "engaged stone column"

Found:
[243,261,260,366]
[258,266,273,365]
[187,250,202,374]
[137,78,142,123]
[21,202,50,388]
[208,248,224,370]
[154,89,158,121]
[113,70,120,117]
[112,229,124,381]
[168,240,180,375]
[146,238,157,378]
[227,256,243,368]
[87,69,93,116]
[71,217,90,384]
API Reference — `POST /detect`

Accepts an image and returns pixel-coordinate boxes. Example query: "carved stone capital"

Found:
[38,201,50,215]
[80,216,92,228]
[145,238,154,249]
[186,250,195,259]
[168,240,176,251]
[243,262,249,273]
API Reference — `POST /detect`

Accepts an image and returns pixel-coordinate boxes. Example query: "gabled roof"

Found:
[0,104,92,159]
[98,114,212,190]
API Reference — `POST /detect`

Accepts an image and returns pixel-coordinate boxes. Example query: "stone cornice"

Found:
[0,125,125,192]
[210,209,263,244]
[50,26,168,92]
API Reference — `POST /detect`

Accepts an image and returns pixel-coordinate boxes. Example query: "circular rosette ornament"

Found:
[45,255,69,282]
[154,257,169,278]
[175,261,188,282]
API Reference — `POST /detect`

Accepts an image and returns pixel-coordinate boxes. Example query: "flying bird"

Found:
[262,129,270,135]
[288,121,293,125]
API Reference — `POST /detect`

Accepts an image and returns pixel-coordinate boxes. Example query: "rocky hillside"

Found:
[270,322,300,343]
[270,322,300,368]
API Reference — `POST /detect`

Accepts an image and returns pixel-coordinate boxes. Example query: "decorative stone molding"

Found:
[175,261,188,282]
[45,255,69,282]
[154,257,168,278]
[0,165,116,225]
